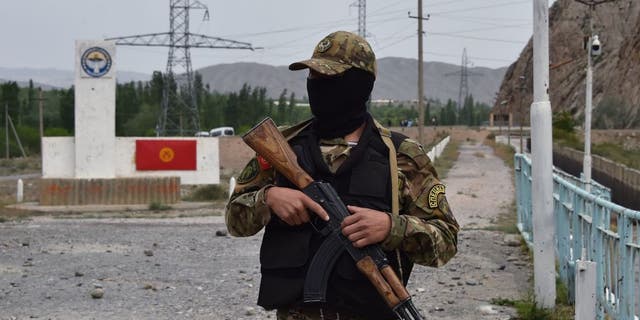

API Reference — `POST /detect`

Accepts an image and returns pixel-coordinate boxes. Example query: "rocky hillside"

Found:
[197,57,507,105]
[495,0,640,128]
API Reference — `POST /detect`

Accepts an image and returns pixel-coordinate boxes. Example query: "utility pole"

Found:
[33,88,47,153]
[107,0,257,136]
[517,75,527,153]
[575,0,614,192]
[409,2,429,144]
[531,0,555,308]
[5,103,8,159]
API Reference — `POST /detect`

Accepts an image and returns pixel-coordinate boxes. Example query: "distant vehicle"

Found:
[194,131,210,137]
[209,126,235,137]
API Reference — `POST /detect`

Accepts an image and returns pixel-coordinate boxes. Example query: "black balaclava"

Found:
[307,68,375,139]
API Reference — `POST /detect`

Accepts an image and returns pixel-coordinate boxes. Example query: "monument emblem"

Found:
[80,47,112,78]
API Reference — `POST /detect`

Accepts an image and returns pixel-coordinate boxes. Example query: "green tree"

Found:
[116,82,140,136]
[460,95,475,126]
[1,82,20,127]
[59,87,75,134]
[276,89,288,124]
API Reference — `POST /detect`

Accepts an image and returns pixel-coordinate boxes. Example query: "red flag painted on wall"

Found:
[136,140,197,170]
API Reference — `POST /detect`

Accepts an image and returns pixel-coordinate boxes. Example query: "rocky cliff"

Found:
[495,0,640,128]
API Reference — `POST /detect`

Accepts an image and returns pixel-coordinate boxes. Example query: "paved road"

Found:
[0,141,531,320]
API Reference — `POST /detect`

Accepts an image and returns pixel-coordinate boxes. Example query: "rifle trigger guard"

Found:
[310,215,332,237]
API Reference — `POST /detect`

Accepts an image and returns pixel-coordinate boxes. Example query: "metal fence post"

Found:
[575,258,597,320]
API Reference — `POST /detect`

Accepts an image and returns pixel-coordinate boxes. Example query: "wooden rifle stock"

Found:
[242,118,314,189]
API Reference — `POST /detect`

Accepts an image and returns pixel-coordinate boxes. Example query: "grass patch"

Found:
[484,133,516,169]
[148,202,172,211]
[483,200,519,234]
[183,184,228,201]
[0,205,45,222]
[433,140,460,179]
[553,129,640,171]
[0,156,41,176]
[491,281,574,319]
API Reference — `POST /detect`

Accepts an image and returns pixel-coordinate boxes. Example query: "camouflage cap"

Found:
[289,31,377,78]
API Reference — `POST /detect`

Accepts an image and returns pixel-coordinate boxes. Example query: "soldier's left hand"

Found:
[341,205,391,248]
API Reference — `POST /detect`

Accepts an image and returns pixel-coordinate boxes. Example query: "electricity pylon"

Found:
[107,0,256,136]
[353,0,367,37]
[444,48,481,110]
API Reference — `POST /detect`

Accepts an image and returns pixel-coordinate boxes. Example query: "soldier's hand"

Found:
[341,205,391,248]
[264,186,329,225]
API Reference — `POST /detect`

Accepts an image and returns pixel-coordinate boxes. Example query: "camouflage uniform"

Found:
[225,31,459,320]
[226,132,459,267]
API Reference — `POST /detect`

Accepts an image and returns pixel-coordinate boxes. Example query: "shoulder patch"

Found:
[237,158,260,184]
[428,184,446,209]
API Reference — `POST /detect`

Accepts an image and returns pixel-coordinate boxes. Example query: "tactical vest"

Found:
[257,117,413,320]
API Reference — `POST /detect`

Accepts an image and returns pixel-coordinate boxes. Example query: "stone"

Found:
[144,250,154,257]
[90,288,104,299]
[503,234,521,247]
[215,230,227,237]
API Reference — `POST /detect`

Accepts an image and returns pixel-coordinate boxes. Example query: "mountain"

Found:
[495,0,640,128]
[196,58,507,105]
[0,59,507,106]
[0,67,150,89]
[0,78,58,90]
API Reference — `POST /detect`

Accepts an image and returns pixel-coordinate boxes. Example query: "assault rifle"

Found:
[243,118,424,320]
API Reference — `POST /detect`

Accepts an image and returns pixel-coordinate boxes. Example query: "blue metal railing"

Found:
[515,154,640,320]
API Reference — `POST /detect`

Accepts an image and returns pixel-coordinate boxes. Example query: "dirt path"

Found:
[0,139,531,320]
[410,140,531,319]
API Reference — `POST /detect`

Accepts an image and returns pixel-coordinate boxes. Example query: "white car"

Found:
[209,127,235,137]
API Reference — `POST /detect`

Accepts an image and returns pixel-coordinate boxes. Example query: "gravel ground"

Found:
[0,139,531,320]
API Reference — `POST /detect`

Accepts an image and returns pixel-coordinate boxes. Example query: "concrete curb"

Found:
[6,201,214,214]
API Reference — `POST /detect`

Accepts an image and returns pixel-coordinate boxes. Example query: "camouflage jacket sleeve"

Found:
[379,138,459,267]
[224,156,276,237]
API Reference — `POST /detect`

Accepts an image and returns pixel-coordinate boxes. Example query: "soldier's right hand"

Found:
[264,186,329,225]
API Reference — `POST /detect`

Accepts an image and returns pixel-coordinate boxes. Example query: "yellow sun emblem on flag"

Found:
[159,147,175,163]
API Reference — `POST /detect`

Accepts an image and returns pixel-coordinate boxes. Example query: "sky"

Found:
[0,0,556,74]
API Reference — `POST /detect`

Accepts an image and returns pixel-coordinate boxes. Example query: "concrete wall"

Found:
[42,137,219,185]
[553,146,640,209]
[40,177,181,205]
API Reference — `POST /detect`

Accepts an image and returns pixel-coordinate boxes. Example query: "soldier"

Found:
[225,30,459,320]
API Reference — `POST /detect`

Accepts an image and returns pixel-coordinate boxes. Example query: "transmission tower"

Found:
[107,0,256,136]
[445,48,481,110]
[456,48,470,111]
[351,0,367,38]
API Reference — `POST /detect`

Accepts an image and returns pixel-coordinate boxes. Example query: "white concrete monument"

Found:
[74,41,117,179]
[39,40,220,205]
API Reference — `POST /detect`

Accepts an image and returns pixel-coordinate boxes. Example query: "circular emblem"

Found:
[81,47,112,78]
[159,147,175,163]
[317,39,332,53]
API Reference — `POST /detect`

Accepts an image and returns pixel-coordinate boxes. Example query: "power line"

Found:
[430,0,530,15]
[426,31,526,44]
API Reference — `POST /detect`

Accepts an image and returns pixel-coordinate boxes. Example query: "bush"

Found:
[16,125,40,154]
[44,127,71,136]
[184,184,228,201]
[149,202,172,211]
[552,111,576,133]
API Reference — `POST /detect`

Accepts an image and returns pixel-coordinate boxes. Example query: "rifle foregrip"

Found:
[356,256,401,308]
[242,118,314,189]
[380,265,411,301]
